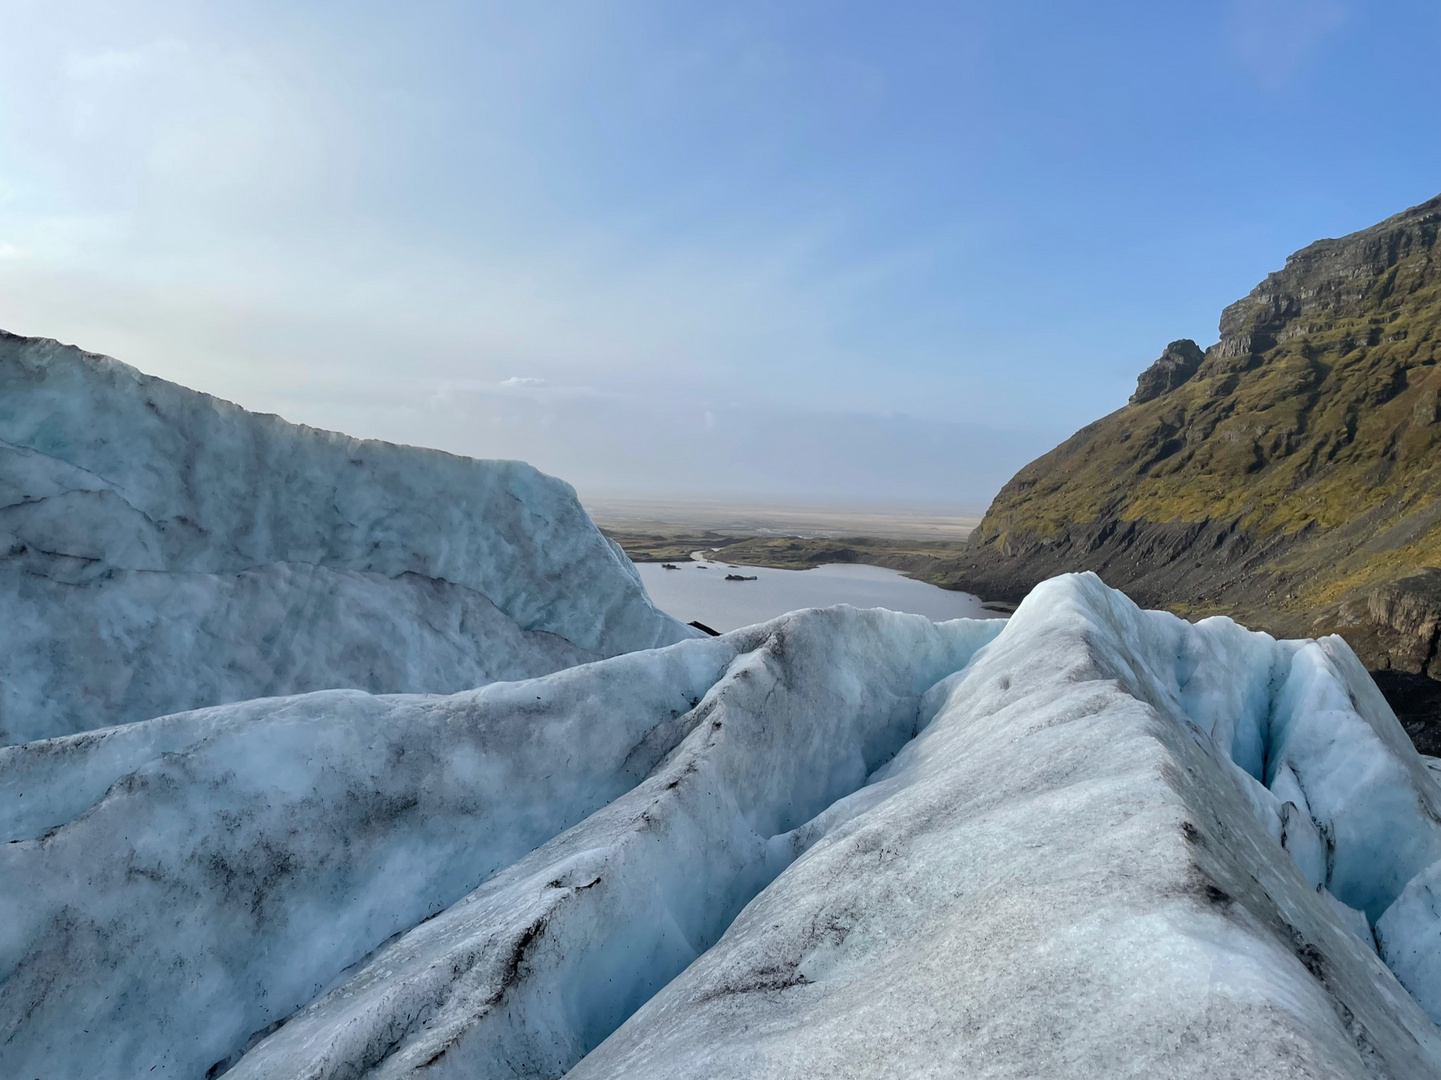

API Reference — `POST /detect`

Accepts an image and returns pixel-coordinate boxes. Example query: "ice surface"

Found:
[1280,798,1328,889]
[1323,888,1378,950]
[6,573,1441,1079]
[1378,859,1441,1022]
[224,607,1000,1080]
[1381,761,1441,1012]
[0,637,741,1078]
[0,332,693,743]
[0,606,999,1079]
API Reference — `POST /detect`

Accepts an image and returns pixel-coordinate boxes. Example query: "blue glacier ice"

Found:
[0,331,693,745]
[0,606,999,1079]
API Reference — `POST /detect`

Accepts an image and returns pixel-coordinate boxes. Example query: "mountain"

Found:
[0,331,694,744]
[941,194,1441,746]
[6,576,1440,1079]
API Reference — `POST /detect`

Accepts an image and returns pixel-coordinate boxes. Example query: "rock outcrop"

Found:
[1129,337,1205,404]
[0,331,693,744]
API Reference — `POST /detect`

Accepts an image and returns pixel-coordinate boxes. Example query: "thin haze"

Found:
[0,1,1438,509]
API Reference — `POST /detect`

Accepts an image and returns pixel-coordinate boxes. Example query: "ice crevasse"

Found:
[4,573,1441,1079]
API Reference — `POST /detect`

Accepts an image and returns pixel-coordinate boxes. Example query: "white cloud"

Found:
[62,40,189,81]
[489,377,629,402]
[0,243,21,260]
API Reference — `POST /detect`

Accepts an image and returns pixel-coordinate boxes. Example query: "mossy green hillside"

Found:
[966,193,1441,619]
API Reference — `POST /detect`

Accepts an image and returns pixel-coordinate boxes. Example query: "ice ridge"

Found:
[0,331,694,744]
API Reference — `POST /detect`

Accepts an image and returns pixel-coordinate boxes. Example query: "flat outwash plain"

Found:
[585,496,980,541]
[589,498,979,582]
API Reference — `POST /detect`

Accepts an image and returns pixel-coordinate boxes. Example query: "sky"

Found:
[0,1,1438,511]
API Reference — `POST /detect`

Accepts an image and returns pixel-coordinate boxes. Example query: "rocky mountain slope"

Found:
[0,331,694,744]
[6,576,1440,1079]
[942,193,1441,745]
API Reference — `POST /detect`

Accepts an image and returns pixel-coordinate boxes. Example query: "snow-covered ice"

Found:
[5,573,1441,1079]
[0,332,693,744]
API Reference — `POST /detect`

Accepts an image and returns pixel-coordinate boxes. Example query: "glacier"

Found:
[0,331,694,745]
[5,572,1441,1079]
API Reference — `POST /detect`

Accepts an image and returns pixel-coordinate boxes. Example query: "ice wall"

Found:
[0,331,693,743]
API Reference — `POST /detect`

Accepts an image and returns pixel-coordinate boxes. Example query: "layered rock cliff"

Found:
[940,193,1441,746]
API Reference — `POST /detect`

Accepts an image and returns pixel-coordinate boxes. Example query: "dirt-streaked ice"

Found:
[568,574,1441,1080]
[0,607,998,1080]
[4,574,1441,1079]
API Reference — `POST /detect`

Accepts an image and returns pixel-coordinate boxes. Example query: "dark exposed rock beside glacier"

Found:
[1129,338,1205,404]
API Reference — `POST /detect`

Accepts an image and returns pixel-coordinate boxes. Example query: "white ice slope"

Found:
[0,331,692,744]
[569,574,1441,1080]
[4,575,1441,1078]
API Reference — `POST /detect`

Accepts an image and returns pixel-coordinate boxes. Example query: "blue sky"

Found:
[0,1,1438,509]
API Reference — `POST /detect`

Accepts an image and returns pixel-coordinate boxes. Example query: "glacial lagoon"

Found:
[634,556,1004,633]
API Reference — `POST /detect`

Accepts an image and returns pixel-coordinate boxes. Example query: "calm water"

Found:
[634,556,1005,633]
